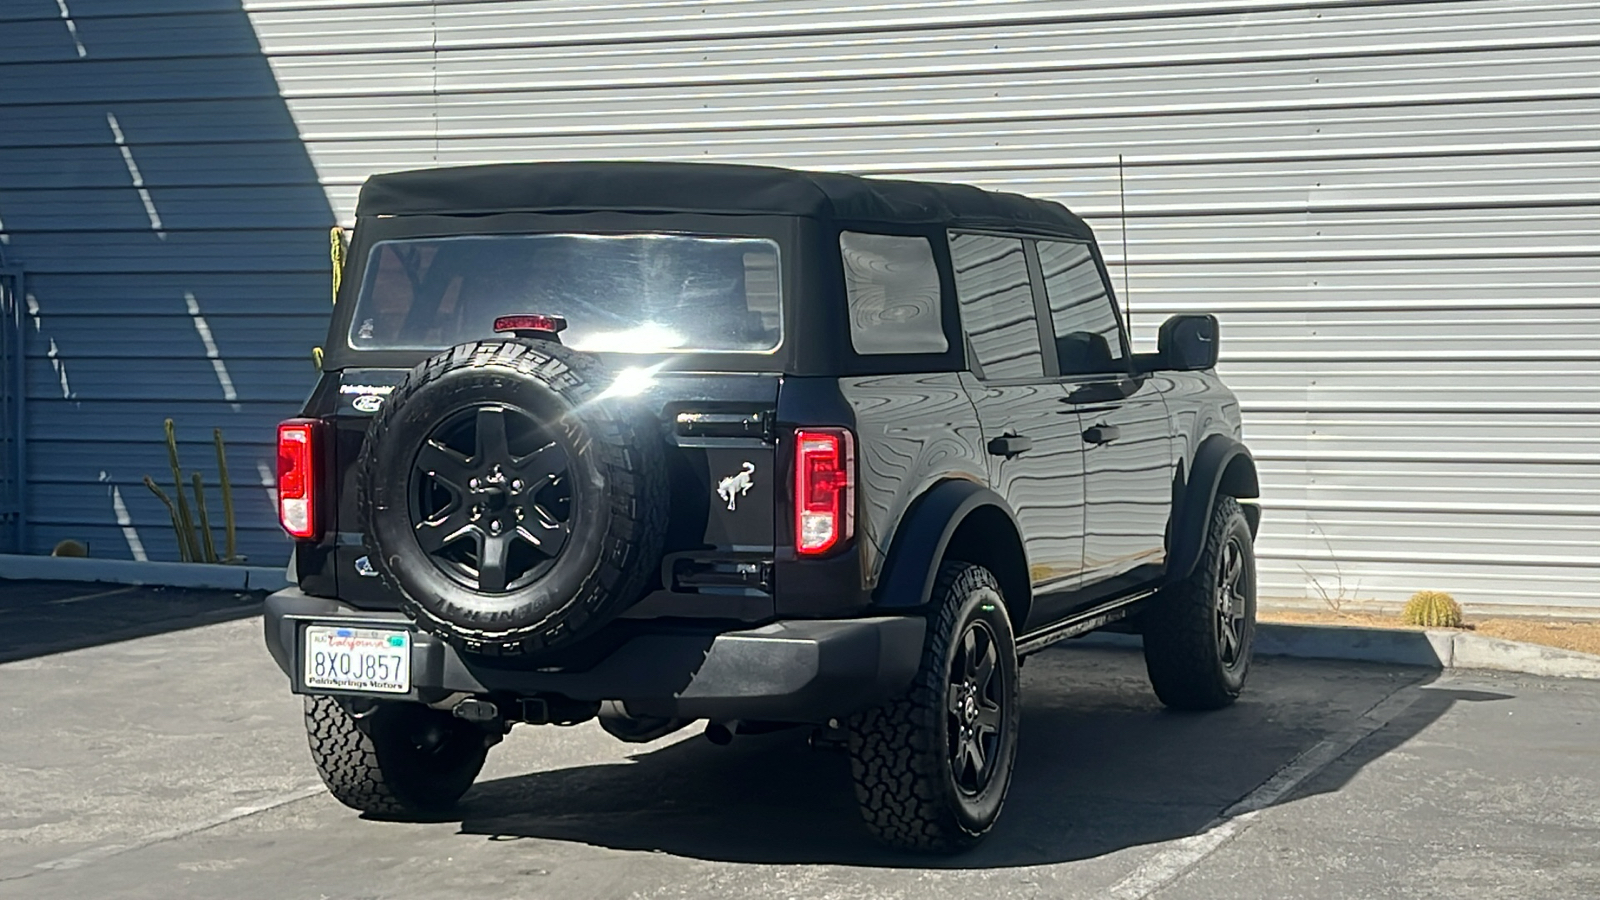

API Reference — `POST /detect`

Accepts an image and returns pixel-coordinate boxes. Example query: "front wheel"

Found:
[1142,496,1257,711]
[304,695,493,818]
[847,562,1021,853]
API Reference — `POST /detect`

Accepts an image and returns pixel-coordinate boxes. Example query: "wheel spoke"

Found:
[960,627,979,679]
[966,734,988,785]
[947,688,965,718]
[974,700,1002,734]
[955,735,976,785]
[474,407,511,463]
[415,440,472,492]
[516,518,569,557]
[414,505,472,553]
[972,638,997,693]
[1222,542,1242,589]
[510,440,567,485]
[1219,616,1240,658]
[528,502,559,527]
[477,531,513,592]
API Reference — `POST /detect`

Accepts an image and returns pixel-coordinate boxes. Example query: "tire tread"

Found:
[848,562,1015,852]
[304,696,414,818]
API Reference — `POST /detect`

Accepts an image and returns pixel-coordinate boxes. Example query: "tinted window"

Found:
[348,233,781,353]
[840,232,947,355]
[1037,240,1125,376]
[949,233,1043,379]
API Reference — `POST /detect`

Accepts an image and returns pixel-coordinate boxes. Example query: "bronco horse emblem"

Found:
[717,462,757,511]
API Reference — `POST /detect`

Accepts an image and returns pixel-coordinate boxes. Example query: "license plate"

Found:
[303,625,411,694]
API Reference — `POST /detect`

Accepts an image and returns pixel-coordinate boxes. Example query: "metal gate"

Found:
[0,265,22,553]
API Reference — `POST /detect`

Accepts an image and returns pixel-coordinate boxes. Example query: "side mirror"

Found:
[1158,314,1219,370]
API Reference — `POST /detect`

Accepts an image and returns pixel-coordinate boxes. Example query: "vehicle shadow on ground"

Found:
[448,648,1510,868]
[0,580,262,663]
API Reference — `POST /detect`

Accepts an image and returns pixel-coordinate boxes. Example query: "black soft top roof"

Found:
[355,161,1094,241]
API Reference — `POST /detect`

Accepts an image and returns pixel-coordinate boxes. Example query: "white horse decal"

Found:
[717,462,757,511]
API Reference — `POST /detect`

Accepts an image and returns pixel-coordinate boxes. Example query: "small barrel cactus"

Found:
[1402,590,1464,628]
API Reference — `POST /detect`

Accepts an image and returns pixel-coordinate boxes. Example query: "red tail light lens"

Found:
[494,314,568,335]
[794,428,854,556]
[277,419,319,539]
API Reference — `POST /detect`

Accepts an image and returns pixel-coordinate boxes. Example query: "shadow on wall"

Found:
[0,0,335,563]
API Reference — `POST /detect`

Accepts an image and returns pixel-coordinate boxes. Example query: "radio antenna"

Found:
[1117,153,1132,334]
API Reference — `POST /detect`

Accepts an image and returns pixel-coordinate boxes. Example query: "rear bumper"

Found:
[263,588,925,723]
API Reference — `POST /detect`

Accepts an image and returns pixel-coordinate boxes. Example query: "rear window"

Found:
[347,233,782,353]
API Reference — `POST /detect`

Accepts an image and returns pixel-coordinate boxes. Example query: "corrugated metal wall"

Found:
[3,1,1595,613]
[0,0,334,565]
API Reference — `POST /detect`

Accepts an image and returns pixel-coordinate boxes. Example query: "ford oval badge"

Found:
[352,394,384,413]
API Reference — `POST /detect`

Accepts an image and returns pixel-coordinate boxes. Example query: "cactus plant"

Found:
[142,421,242,564]
[163,418,201,562]
[143,475,185,558]
[214,428,237,563]
[191,471,219,563]
[1402,590,1464,628]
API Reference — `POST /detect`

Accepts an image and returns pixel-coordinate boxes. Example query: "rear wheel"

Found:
[847,562,1021,853]
[1142,496,1256,711]
[304,695,493,818]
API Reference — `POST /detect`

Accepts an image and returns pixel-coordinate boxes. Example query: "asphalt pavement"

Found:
[0,581,1596,899]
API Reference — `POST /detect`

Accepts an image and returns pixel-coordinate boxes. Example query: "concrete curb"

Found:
[1074,622,1600,681]
[0,554,291,592]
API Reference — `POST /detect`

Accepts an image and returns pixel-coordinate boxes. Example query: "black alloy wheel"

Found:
[1215,534,1250,667]
[947,619,1006,796]
[408,404,575,594]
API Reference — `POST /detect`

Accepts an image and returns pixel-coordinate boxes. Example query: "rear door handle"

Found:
[987,434,1034,458]
[1083,424,1121,445]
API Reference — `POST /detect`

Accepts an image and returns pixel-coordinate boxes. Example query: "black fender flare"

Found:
[872,480,1028,617]
[1166,435,1260,588]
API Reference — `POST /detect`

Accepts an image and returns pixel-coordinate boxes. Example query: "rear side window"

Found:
[1037,240,1125,376]
[949,233,1043,380]
[839,232,947,355]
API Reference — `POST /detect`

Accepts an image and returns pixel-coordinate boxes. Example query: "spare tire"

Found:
[358,339,667,656]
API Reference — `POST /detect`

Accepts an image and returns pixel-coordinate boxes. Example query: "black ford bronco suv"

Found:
[264,161,1260,852]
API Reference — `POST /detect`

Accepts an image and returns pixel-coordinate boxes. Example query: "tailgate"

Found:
[650,372,781,594]
[326,368,781,603]
[330,368,410,606]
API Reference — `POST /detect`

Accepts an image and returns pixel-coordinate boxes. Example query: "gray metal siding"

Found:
[241,0,1597,612]
[1,1,1595,612]
[0,0,332,563]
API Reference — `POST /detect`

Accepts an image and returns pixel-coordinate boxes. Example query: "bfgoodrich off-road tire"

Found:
[304,695,492,818]
[1142,496,1257,711]
[847,562,1021,853]
[359,339,668,656]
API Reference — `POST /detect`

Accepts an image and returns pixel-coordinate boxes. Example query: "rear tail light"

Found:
[794,428,854,556]
[277,419,320,540]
